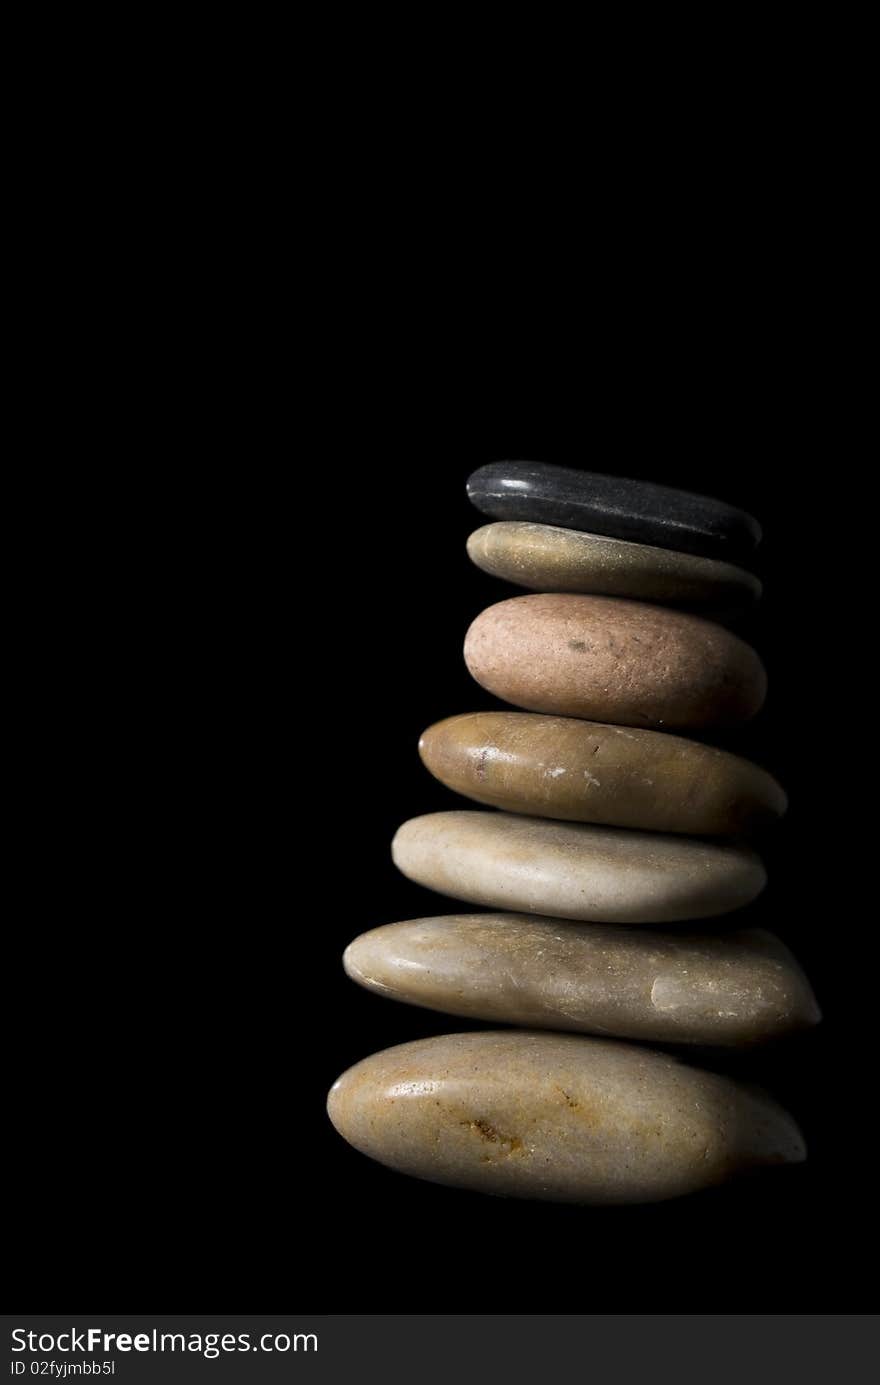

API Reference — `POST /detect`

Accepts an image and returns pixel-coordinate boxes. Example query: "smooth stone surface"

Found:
[391,811,765,923]
[467,521,762,610]
[345,916,819,1046]
[467,462,762,561]
[328,1031,805,1204]
[464,594,766,730]
[419,712,786,836]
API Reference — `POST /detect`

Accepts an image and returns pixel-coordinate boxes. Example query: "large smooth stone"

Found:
[327,1031,805,1204]
[391,811,765,923]
[419,712,785,835]
[467,521,762,610]
[467,461,761,561]
[464,593,766,730]
[344,916,819,1046]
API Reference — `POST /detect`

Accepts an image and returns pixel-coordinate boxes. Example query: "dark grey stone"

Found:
[467,462,761,560]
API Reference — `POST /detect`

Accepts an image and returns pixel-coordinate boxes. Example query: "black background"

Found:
[11,342,870,1313]
[7,0,878,1328]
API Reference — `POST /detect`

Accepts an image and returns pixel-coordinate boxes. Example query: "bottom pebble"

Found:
[327,1030,805,1204]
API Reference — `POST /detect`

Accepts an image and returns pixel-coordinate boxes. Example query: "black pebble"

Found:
[467,461,761,562]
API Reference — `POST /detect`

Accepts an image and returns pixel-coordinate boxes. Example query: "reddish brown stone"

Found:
[464,593,766,730]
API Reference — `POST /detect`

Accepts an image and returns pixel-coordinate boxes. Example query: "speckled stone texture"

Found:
[419,711,785,836]
[344,916,819,1046]
[391,811,765,923]
[467,521,762,611]
[467,462,762,561]
[327,1031,805,1204]
[464,593,766,730]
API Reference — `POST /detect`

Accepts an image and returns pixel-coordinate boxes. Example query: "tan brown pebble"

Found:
[467,521,762,610]
[463,593,766,730]
[344,915,820,1046]
[391,811,765,923]
[418,711,786,835]
[327,1030,805,1204]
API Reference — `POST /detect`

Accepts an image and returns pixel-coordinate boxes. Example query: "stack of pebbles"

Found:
[328,463,818,1205]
